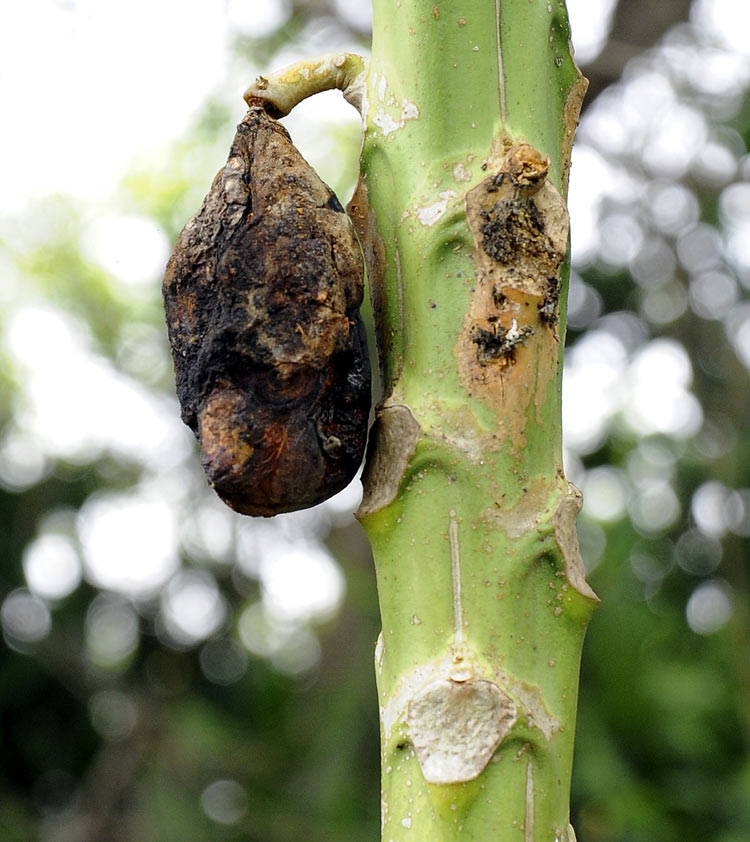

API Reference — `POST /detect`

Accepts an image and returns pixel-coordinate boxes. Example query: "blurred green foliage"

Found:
[0,3,748,842]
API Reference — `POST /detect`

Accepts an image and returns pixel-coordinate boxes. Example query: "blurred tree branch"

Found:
[581,0,693,107]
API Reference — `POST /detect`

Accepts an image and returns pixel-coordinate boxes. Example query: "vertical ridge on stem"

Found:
[525,754,535,842]
[449,511,464,645]
[496,0,507,128]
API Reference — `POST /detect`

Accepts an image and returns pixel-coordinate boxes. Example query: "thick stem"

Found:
[354,2,595,840]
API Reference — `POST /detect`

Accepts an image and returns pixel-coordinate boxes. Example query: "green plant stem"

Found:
[353,2,597,840]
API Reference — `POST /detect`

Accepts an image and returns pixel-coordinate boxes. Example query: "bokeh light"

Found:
[4,306,189,467]
[1,588,52,649]
[621,339,702,439]
[81,213,170,287]
[199,637,248,685]
[158,569,227,649]
[85,595,140,669]
[675,528,722,576]
[581,466,629,523]
[238,602,322,675]
[22,532,82,601]
[260,542,345,625]
[200,779,248,825]
[686,578,733,634]
[78,491,180,600]
[88,689,139,741]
